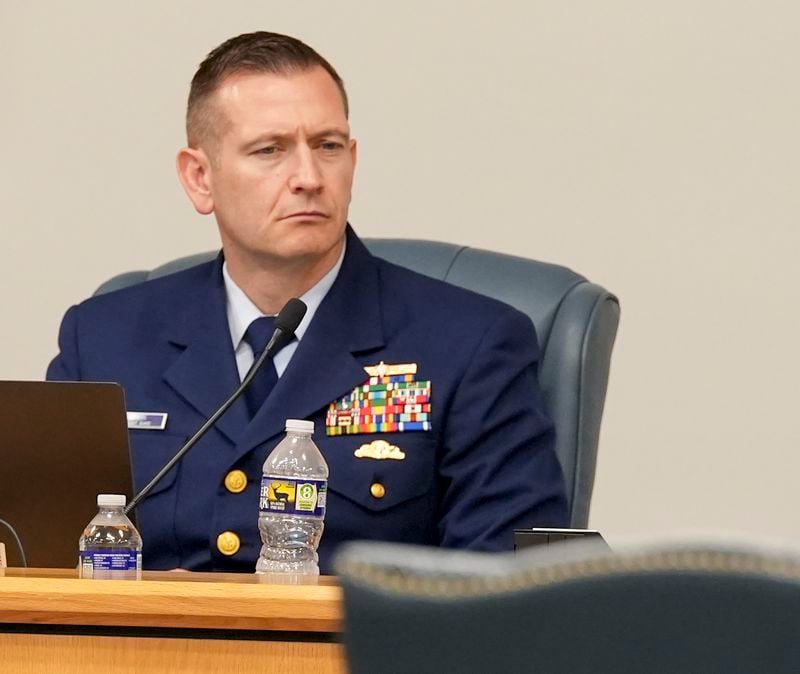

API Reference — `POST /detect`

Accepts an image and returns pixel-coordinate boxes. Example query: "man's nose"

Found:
[288,146,323,193]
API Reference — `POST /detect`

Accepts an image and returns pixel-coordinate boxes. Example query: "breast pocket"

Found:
[324,433,436,512]
[128,431,186,568]
[129,431,185,496]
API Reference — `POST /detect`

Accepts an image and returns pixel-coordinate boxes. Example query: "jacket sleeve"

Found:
[437,307,568,550]
[46,305,82,381]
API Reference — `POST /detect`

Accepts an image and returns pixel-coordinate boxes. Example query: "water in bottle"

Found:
[79,494,142,579]
[257,419,329,576]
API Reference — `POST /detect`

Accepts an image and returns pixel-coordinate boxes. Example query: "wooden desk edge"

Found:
[0,570,343,633]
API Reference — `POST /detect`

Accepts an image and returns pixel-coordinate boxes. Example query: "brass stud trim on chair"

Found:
[338,548,800,600]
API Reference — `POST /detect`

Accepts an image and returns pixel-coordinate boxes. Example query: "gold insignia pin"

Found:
[354,439,406,460]
[364,361,418,377]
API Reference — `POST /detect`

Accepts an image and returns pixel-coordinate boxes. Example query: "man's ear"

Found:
[176,147,214,215]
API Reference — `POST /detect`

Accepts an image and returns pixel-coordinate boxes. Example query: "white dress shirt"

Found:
[223,242,346,381]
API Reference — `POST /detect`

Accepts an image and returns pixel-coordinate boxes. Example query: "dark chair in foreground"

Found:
[336,539,800,674]
[96,238,620,526]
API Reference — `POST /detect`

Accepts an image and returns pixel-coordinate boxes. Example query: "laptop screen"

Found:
[0,381,134,568]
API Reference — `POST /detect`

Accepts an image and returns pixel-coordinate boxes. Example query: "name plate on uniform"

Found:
[127,412,168,430]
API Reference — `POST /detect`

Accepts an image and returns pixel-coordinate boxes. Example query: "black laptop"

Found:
[0,381,134,568]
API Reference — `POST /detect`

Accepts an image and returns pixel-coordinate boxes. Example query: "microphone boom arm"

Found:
[124,298,307,515]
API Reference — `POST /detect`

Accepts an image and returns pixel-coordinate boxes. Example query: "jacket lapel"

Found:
[235,229,385,458]
[161,255,249,445]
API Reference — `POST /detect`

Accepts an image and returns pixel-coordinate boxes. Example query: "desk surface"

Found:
[0,567,342,632]
[0,568,346,673]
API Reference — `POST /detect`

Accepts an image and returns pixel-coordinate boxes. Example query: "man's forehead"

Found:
[202,70,349,149]
[213,68,347,117]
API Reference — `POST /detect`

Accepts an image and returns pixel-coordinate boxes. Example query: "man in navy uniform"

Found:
[47,32,567,573]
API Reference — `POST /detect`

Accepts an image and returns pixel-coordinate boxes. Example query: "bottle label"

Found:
[260,476,327,517]
[80,549,141,574]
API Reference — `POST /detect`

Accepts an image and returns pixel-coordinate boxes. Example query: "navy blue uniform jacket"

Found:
[48,228,567,573]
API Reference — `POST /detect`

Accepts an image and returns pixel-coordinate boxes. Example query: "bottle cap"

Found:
[97,494,126,507]
[285,418,314,434]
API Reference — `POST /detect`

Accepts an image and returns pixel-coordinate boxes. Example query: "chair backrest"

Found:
[95,238,619,527]
[336,540,800,674]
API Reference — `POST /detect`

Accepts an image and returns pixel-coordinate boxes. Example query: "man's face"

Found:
[195,67,356,271]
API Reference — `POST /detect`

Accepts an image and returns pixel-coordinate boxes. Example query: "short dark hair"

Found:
[186,31,348,147]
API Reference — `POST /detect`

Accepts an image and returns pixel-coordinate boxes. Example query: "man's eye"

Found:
[256,146,278,155]
[320,141,343,151]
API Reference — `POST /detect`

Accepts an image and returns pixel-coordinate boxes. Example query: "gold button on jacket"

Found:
[216,531,241,556]
[370,482,386,499]
[224,469,247,494]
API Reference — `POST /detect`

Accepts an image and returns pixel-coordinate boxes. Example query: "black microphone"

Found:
[124,297,307,515]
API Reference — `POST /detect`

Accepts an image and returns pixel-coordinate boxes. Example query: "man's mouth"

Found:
[282,210,328,220]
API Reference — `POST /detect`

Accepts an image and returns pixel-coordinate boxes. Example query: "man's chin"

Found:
[262,229,346,266]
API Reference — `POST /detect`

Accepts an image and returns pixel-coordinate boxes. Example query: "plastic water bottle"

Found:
[79,494,142,579]
[256,419,329,576]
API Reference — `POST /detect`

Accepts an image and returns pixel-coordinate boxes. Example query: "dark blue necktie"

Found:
[242,316,281,419]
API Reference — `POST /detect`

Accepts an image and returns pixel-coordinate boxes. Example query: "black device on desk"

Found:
[514,528,609,551]
[0,381,134,568]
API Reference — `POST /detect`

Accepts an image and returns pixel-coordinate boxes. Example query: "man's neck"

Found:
[224,238,345,315]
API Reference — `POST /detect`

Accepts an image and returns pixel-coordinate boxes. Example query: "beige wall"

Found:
[2,1,798,544]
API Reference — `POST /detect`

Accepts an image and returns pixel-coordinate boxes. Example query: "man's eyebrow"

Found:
[308,128,351,141]
[241,128,351,151]
[240,132,288,151]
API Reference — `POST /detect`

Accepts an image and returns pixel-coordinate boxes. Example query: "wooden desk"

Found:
[0,568,346,673]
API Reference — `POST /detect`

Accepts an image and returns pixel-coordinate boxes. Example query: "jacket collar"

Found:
[234,226,385,458]
[160,227,385,452]
[161,252,249,445]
